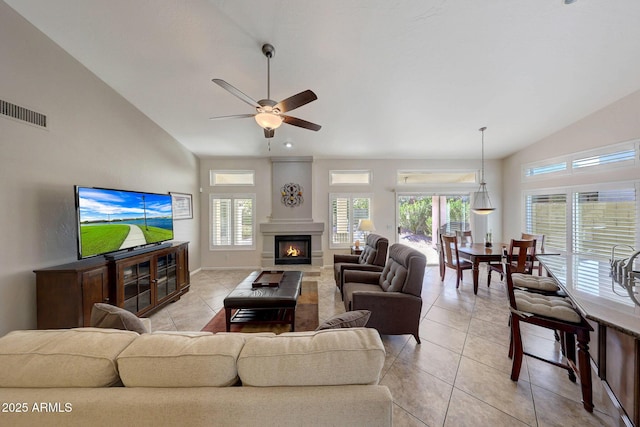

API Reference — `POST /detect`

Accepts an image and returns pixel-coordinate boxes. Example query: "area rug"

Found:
[201,280,319,334]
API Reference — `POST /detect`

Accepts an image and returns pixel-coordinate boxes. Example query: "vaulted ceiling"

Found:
[6,0,640,159]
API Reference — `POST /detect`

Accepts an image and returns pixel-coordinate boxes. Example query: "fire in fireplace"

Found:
[275,235,311,265]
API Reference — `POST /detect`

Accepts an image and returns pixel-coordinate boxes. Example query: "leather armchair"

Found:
[333,233,389,295]
[342,244,426,344]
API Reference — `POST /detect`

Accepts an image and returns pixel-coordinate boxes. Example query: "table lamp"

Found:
[357,219,376,238]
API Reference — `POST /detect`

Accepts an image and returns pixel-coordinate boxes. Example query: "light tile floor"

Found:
[149,264,619,426]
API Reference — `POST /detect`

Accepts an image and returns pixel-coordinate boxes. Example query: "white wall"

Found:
[502,89,640,241]
[198,156,501,268]
[199,157,271,268]
[313,159,501,265]
[0,2,200,335]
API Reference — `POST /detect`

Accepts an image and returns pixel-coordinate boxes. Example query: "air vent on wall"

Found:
[1,99,47,129]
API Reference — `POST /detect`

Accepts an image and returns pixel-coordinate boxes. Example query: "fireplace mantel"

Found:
[259,221,324,267]
[260,157,324,267]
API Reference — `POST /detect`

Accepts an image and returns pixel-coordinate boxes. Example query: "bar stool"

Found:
[505,264,594,412]
[521,232,545,275]
[487,238,536,286]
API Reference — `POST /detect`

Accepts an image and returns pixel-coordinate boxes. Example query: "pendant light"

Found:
[472,126,495,215]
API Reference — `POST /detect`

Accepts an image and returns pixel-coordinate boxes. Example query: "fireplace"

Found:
[259,157,324,267]
[274,235,311,265]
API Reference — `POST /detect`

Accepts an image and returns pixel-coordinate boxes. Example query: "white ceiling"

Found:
[6,0,640,159]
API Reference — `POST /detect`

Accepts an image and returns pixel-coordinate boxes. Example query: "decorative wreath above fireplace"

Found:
[281,183,304,207]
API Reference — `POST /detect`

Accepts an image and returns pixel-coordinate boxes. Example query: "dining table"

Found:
[456,243,506,294]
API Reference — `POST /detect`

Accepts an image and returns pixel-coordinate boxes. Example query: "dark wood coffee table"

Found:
[223,270,303,332]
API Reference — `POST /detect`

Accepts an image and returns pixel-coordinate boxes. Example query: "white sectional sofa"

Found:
[0,327,392,426]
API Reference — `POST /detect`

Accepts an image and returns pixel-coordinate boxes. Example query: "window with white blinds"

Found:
[329,194,371,248]
[525,193,567,252]
[524,162,567,178]
[210,194,255,249]
[572,149,635,170]
[573,188,636,258]
[525,185,638,259]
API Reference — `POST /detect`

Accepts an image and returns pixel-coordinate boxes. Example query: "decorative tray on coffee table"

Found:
[252,271,284,288]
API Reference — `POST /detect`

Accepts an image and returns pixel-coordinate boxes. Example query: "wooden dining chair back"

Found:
[521,233,545,275]
[505,263,594,412]
[456,230,473,246]
[487,238,536,286]
[440,234,472,288]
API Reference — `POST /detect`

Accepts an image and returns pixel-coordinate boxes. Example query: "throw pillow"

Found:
[90,303,149,334]
[315,310,371,331]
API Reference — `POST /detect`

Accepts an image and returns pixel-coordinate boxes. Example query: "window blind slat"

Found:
[330,194,371,248]
[210,195,255,248]
[573,189,636,258]
[212,199,231,246]
[526,193,567,252]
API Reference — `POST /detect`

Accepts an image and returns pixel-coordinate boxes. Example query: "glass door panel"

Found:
[397,193,471,265]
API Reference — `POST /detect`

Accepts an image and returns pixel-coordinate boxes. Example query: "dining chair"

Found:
[487,238,536,286]
[505,263,594,412]
[456,230,473,246]
[521,232,545,275]
[440,234,472,288]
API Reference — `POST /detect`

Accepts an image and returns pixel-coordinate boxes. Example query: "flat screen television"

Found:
[75,186,174,259]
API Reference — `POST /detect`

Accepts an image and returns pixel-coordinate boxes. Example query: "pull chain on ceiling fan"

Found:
[210,43,321,139]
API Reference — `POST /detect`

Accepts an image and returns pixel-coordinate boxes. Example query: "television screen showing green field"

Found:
[76,187,174,258]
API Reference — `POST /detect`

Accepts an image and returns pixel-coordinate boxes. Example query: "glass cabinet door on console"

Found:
[112,242,190,317]
[119,258,153,315]
[155,251,178,303]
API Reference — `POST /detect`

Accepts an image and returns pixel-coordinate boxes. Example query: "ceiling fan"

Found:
[210,43,321,139]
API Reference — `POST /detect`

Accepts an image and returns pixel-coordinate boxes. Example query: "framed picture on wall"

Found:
[171,192,193,220]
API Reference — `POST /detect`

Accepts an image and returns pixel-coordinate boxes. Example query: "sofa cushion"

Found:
[359,245,378,264]
[0,328,138,388]
[237,328,385,387]
[343,282,385,311]
[90,303,150,334]
[378,261,408,292]
[117,332,245,387]
[357,234,389,267]
[315,310,371,330]
[378,244,426,296]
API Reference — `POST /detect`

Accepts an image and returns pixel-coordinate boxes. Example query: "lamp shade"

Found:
[472,126,495,215]
[357,219,376,232]
[255,112,283,130]
[472,182,495,215]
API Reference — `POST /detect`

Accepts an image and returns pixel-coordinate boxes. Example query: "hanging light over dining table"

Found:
[472,126,495,215]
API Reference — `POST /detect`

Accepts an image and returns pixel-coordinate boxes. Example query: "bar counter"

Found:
[538,254,640,426]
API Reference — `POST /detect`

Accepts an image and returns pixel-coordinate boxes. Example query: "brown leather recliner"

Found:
[342,244,426,344]
[333,234,389,296]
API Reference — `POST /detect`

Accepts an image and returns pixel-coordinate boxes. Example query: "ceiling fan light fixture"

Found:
[211,43,320,138]
[255,111,283,130]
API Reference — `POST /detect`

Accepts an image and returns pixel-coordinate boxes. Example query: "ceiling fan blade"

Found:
[212,79,260,108]
[208,113,255,120]
[275,90,317,113]
[282,115,321,131]
[264,128,275,138]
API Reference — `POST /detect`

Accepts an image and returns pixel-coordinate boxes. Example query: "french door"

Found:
[397,193,471,264]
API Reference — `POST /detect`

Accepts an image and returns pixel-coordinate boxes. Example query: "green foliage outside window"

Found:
[399,197,432,235]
